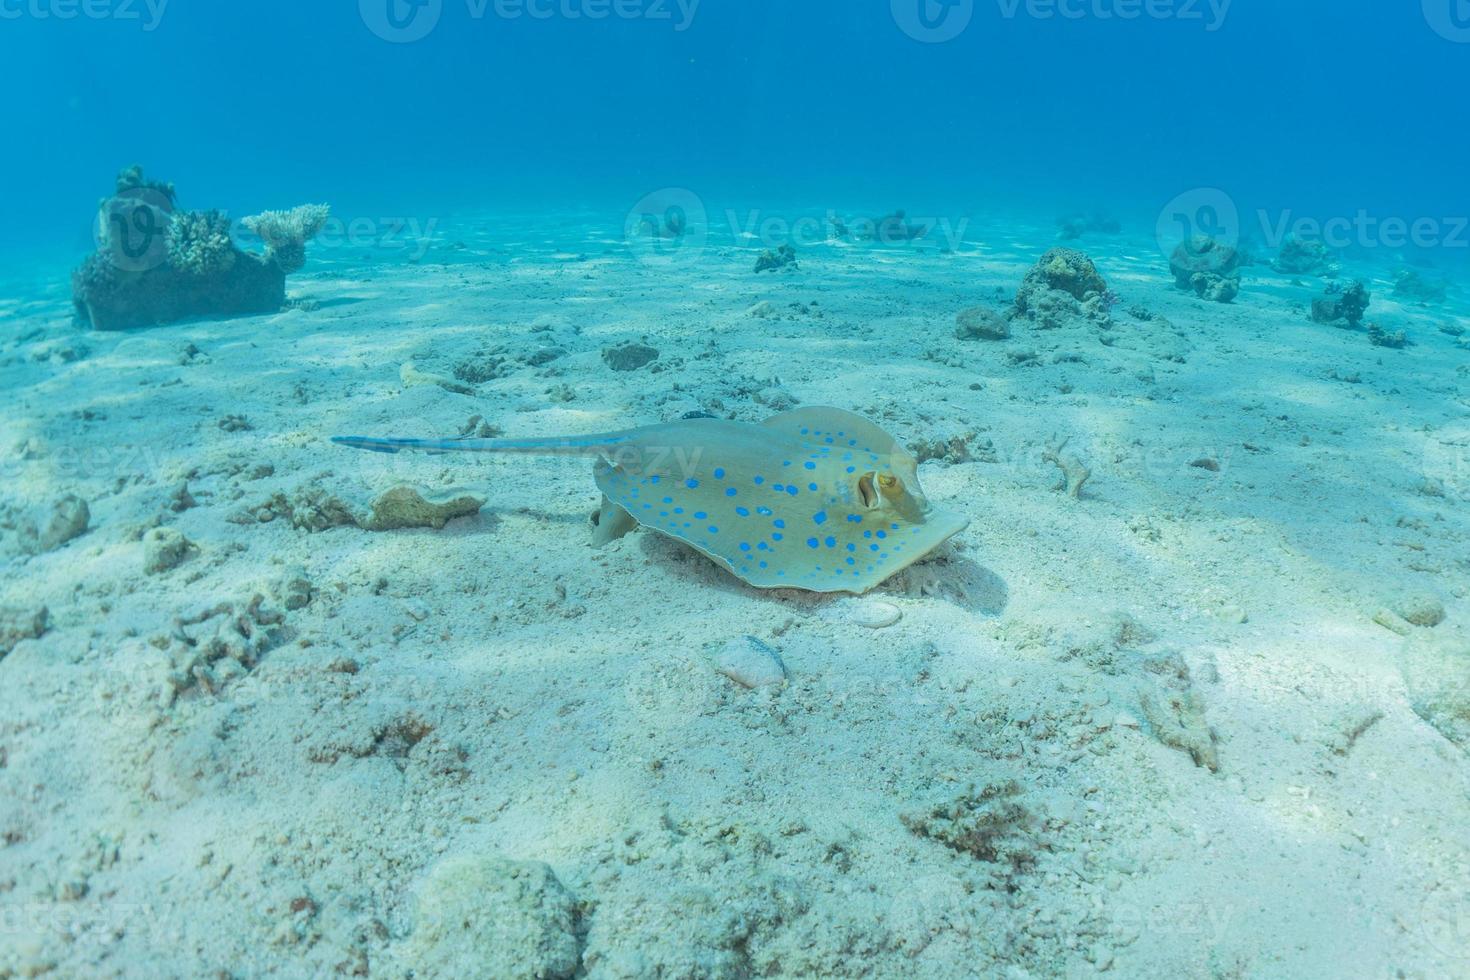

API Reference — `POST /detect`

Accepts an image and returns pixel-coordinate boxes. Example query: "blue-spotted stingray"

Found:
[333,407,968,594]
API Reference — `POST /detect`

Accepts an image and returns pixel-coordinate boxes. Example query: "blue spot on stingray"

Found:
[786,486,798,496]
[773,483,785,492]
[695,511,707,519]
[847,515,863,523]
[725,488,737,497]
[891,523,901,530]
[753,476,764,485]
[783,461,792,467]
[740,542,751,552]
[847,544,856,552]
[714,468,725,479]
[870,544,879,552]
[848,439,857,446]
[804,461,816,470]
[772,533,783,541]
[800,427,809,435]
[650,476,660,484]
[813,512,828,525]
[708,526,719,534]
[774,519,785,528]
[877,530,887,539]
[825,438,834,444]
[807,538,819,549]
[757,506,773,516]
[846,557,856,565]
[825,536,837,547]
[846,466,856,473]
[808,483,818,492]
[674,507,684,514]
[736,506,750,517]
[659,511,668,517]
[863,530,873,538]
[759,561,768,569]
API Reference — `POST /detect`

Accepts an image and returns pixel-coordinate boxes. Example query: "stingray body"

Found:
[333,407,968,594]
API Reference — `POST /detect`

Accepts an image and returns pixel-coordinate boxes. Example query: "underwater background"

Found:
[4,2,1470,978]
[5,0,1470,274]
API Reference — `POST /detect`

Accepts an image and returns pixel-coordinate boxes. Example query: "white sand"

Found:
[1,209,1467,978]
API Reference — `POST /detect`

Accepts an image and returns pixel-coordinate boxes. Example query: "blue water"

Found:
[4,0,1468,273]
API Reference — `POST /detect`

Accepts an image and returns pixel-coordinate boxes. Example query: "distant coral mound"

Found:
[71,167,330,330]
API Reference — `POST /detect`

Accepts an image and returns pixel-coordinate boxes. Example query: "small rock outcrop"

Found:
[1169,235,1240,303]
[954,306,1011,341]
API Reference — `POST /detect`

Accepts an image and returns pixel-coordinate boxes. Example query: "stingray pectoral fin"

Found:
[592,495,639,548]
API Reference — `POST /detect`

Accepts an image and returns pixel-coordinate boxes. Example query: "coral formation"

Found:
[1169,235,1240,303]
[240,204,331,274]
[754,244,799,273]
[1310,280,1371,328]
[1012,248,1112,330]
[1272,235,1338,277]
[71,167,329,330]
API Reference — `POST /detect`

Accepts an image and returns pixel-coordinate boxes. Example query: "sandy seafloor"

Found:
[1,206,1468,979]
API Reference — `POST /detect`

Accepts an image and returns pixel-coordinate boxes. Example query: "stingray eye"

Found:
[857,472,879,508]
[877,473,907,503]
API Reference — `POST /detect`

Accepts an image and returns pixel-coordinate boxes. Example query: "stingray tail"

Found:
[330,434,627,456]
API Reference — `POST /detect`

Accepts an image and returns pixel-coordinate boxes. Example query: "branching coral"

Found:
[242,204,331,273]
[167,209,237,278]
